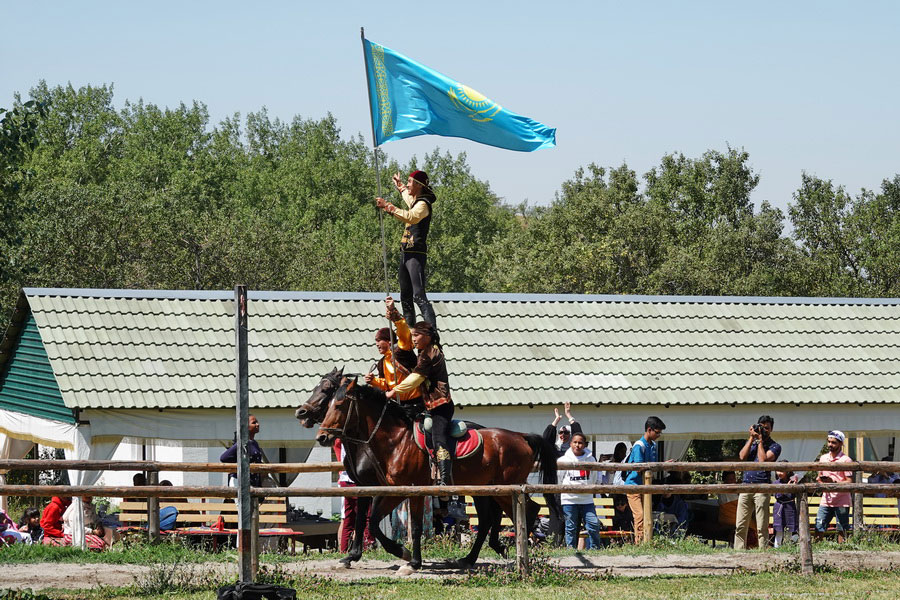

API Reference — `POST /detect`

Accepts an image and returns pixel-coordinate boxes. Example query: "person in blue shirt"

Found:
[734,415,781,550]
[624,416,665,544]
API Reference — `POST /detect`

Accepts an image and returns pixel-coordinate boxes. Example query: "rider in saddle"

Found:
[386,320,467,520]
[363,297,422,406]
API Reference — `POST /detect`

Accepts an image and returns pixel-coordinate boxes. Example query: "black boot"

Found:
[401,299,417,327]
[414,295,437,328]
[437,449,467,521]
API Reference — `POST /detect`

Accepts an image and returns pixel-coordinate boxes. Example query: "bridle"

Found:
[320,384,390,446]
[320,383,392,485]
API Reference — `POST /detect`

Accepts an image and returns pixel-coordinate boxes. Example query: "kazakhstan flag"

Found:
[363,38,556,152]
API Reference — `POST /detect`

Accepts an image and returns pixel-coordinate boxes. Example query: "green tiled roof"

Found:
[3,288,900,410]
[0,295,74,423]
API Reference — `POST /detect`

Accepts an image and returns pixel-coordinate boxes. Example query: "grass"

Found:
[3,531,900,565]
[19,569,900,600]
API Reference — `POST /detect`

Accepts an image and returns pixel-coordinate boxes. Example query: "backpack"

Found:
[624,438,649,482]
[217,583,296,600]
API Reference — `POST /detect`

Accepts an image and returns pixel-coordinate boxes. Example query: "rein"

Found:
[322,388,393,486]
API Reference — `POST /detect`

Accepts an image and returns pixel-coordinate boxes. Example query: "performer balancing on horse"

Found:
[364,297,421,403]
[376,170,438,328]
[385,319,467,519]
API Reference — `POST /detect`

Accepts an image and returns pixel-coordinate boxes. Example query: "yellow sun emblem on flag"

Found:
[448,84,502,122]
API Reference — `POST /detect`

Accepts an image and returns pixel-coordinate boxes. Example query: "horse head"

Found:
[315,375,359,446]
[295,366,344,428]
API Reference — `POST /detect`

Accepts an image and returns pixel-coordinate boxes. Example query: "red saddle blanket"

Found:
[413,422,483,460]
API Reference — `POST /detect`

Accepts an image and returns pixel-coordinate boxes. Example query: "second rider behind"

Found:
[386,320,466,519]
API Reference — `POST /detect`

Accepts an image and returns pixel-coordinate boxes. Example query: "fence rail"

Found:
[2,459,899,577]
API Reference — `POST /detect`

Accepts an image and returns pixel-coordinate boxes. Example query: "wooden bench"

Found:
[118,497,289,527]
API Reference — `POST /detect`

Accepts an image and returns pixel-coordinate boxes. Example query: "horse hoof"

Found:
[397,564,416,576]
[447,558,474,570]
[401,548,412,562]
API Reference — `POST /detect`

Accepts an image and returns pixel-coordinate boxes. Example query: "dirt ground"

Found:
[5,551,900,591]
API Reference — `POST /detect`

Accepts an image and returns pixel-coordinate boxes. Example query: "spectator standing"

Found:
[558,432,602,549]
[220,414,266,487]
[772,465,799,547]
[334,437,374,552]
[624,416,666,544]
[611,442,628,486]
[815,430,853,542]
[734,415,781,550]
[542,403,583,545]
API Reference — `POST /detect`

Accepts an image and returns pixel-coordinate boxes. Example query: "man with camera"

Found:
[734,415,781,550]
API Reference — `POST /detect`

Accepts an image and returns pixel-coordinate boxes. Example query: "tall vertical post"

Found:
[235,285,252,582]
[798,492,813,575]
[514,491,529,576]
[642,470,653,543]
[853,435,865,533]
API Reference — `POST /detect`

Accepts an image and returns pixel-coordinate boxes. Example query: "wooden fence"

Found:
[2,459,899,576]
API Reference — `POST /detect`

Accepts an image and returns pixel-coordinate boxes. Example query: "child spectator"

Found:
[773,464,799,547]
[543,403,584,545]
[624,416,665,544]
[653,474,690,536]
[611,443,628,486]
[17,507,43,543]
[1,507,31,544]
[40,496,71,545]
[558,432,602,549]
[611,494,633,532]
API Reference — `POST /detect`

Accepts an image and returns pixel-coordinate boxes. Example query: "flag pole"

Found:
[361,27,391,301]
[361,27,399,354]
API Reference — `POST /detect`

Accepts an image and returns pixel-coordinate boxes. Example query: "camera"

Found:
[751,423,763,435]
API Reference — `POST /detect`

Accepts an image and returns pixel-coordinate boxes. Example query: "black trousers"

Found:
[399,252,436,327]
[429,402,454,453]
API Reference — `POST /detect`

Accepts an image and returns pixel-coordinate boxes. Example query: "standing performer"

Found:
[375,170,437,328]
[386,320,466,519]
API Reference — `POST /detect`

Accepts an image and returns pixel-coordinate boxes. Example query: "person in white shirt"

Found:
[557,433,602,549]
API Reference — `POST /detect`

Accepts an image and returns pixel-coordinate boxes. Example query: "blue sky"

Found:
[3,1,898,214]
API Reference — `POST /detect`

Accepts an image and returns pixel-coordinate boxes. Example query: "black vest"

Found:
[400,192,434,253]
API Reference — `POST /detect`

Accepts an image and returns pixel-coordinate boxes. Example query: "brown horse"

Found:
[316,375,558,570]
[295,367,512,568]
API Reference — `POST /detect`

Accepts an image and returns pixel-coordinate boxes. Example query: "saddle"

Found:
[413,419,483,460]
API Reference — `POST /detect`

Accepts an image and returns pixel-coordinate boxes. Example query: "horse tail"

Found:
[525,432,561,517]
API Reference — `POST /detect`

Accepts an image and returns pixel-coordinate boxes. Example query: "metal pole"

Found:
[798,492,813,575]
[235,285,252,582]
[360,27,391,300]
[853,435,865,534]
[514,491,529,576]
[642,470,653,543]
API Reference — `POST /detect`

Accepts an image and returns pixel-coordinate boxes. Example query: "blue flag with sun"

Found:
[362,38,556,152]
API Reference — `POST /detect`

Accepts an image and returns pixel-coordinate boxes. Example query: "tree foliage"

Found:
[1,81,898,323]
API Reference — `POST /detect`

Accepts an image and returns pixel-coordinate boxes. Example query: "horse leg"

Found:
[452,495,494,569]
[339,496,371,567]
[406,496,424,570]
[366,496,408,561]
[487,497,508,558]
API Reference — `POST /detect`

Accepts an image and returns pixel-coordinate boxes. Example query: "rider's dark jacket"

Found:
[394,343,451,411]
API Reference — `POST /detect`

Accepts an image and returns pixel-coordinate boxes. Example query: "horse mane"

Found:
[352,382,416,427]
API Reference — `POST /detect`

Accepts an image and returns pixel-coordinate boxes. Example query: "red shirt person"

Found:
[40,496,72,541]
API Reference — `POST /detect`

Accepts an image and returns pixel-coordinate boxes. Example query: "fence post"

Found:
[251,497,260,577]
[642,470,653,543]
[798,492,813,575]
[853,436,865,533]
[147,470,160,543]
[514,491,529,577]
